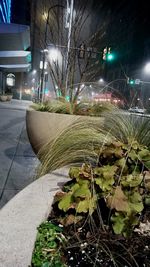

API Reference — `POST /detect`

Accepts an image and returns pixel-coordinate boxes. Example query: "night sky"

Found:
[11,0,30,25]
[11,0,150,65]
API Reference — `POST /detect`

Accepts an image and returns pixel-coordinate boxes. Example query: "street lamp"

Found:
[99,78,104,83]
[40,2,74,102]
[40,4,65,102]
[144,62,150,74]
[32,69,37,75]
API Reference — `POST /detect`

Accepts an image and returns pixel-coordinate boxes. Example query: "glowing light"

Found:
[42,12,47,20]
[25,89,31,94]
[144,63,150,74]
[32,70,37,75]
[6,73,15,86]
[80,84,85,89]
[40,61,48,70]
[48,49,59,62]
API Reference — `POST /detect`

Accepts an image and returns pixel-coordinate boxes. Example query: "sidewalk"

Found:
[0,99,33,110]
[0,99,39,208]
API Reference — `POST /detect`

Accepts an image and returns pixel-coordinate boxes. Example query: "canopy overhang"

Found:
[0,23,31,72]
[0,64,31,72]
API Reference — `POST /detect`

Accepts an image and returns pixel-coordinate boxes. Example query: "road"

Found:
[0,100,39,208]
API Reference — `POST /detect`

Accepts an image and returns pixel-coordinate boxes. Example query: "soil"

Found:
[48,207,150,267]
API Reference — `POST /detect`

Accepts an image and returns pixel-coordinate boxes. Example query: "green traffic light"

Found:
[129,79,135,85]
[65,95,70,101]
[106,53,115,61]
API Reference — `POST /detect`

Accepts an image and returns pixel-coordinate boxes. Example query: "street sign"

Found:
[135,79,141,85]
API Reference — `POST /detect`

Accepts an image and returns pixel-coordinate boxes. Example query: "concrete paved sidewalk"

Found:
[0,99,39,208]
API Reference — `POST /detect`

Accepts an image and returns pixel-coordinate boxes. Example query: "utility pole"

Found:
[65,0,74,97]
[40,4,64,102]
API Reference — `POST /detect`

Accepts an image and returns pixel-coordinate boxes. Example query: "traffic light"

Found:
[106,53,115,61]
[102,47,115,61]
[127,78,135,85]
[130,79,135,85]
[102,47,107,60]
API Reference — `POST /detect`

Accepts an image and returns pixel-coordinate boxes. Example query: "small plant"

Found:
[54,140,150,237]
[31,222,67,267]
[31,99,116,116]
[32,112,150,266]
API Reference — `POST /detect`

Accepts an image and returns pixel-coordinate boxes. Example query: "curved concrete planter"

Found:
[26,110,83,154]
[0,168,69,267]
[0,95,13,101]
[0,95,8,101]
[26,110,103,155]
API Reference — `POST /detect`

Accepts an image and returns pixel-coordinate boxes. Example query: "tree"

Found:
[32,0,109,104]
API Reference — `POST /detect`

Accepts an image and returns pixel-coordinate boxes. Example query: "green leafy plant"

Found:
[54,139,150,236]
[31,222,67,267]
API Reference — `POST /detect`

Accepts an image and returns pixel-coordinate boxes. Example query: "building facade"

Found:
[0,0,11,23]
[0,0,31,100]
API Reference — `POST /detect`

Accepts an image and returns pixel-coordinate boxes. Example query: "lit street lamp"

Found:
[144,62,150,74]
[32,69,37,75]
[40,4,65,102]
[99,78,104,83]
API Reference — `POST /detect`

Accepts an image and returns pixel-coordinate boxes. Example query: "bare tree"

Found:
[32,0,109,103]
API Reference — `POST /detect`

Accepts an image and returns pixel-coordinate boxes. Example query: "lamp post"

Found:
[40,4,65,102]
[40,49,48,102]
[65,0,74,96]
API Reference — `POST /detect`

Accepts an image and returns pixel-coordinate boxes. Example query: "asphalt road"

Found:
[0,100,39,208]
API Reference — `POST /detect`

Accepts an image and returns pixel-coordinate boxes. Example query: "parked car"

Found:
[128,107,146,114]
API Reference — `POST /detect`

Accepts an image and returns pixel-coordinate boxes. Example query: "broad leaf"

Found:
[60,215,83,226]
[138,149,150,159]
[107,186,129,212]
[102,165,118,179]
[74,183,91,198]
[76,199,90,213]
[58,193,73,212]
[111,213,126,234]
[69,167,80,180]
[121,174,143,187]
[76,197,96,214]
[129,202,144,213]
[128,150,138,161]
[126,191,143,214]
[95,176,114,191]
[115,158,126,168]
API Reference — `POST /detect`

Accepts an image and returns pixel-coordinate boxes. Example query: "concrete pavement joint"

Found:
[0,123,25,201]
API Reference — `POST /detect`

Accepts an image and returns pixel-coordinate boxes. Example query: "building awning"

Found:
[0,64,31,72]
[0,51,31,65]
[0,23,31,72]
[0,23,30,51]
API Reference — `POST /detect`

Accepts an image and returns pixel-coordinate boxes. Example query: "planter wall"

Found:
[26,110,103,155]
[0,168,69,267]
[7,95,13,101]
[0,95,8,101]
[0,95,13,101]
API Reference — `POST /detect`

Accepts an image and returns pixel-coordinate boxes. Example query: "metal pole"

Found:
[40,4,64,102]
[40,51,45,102]
[65,0,74,97]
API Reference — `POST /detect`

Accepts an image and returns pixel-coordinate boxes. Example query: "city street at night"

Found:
[0,0,150,266]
